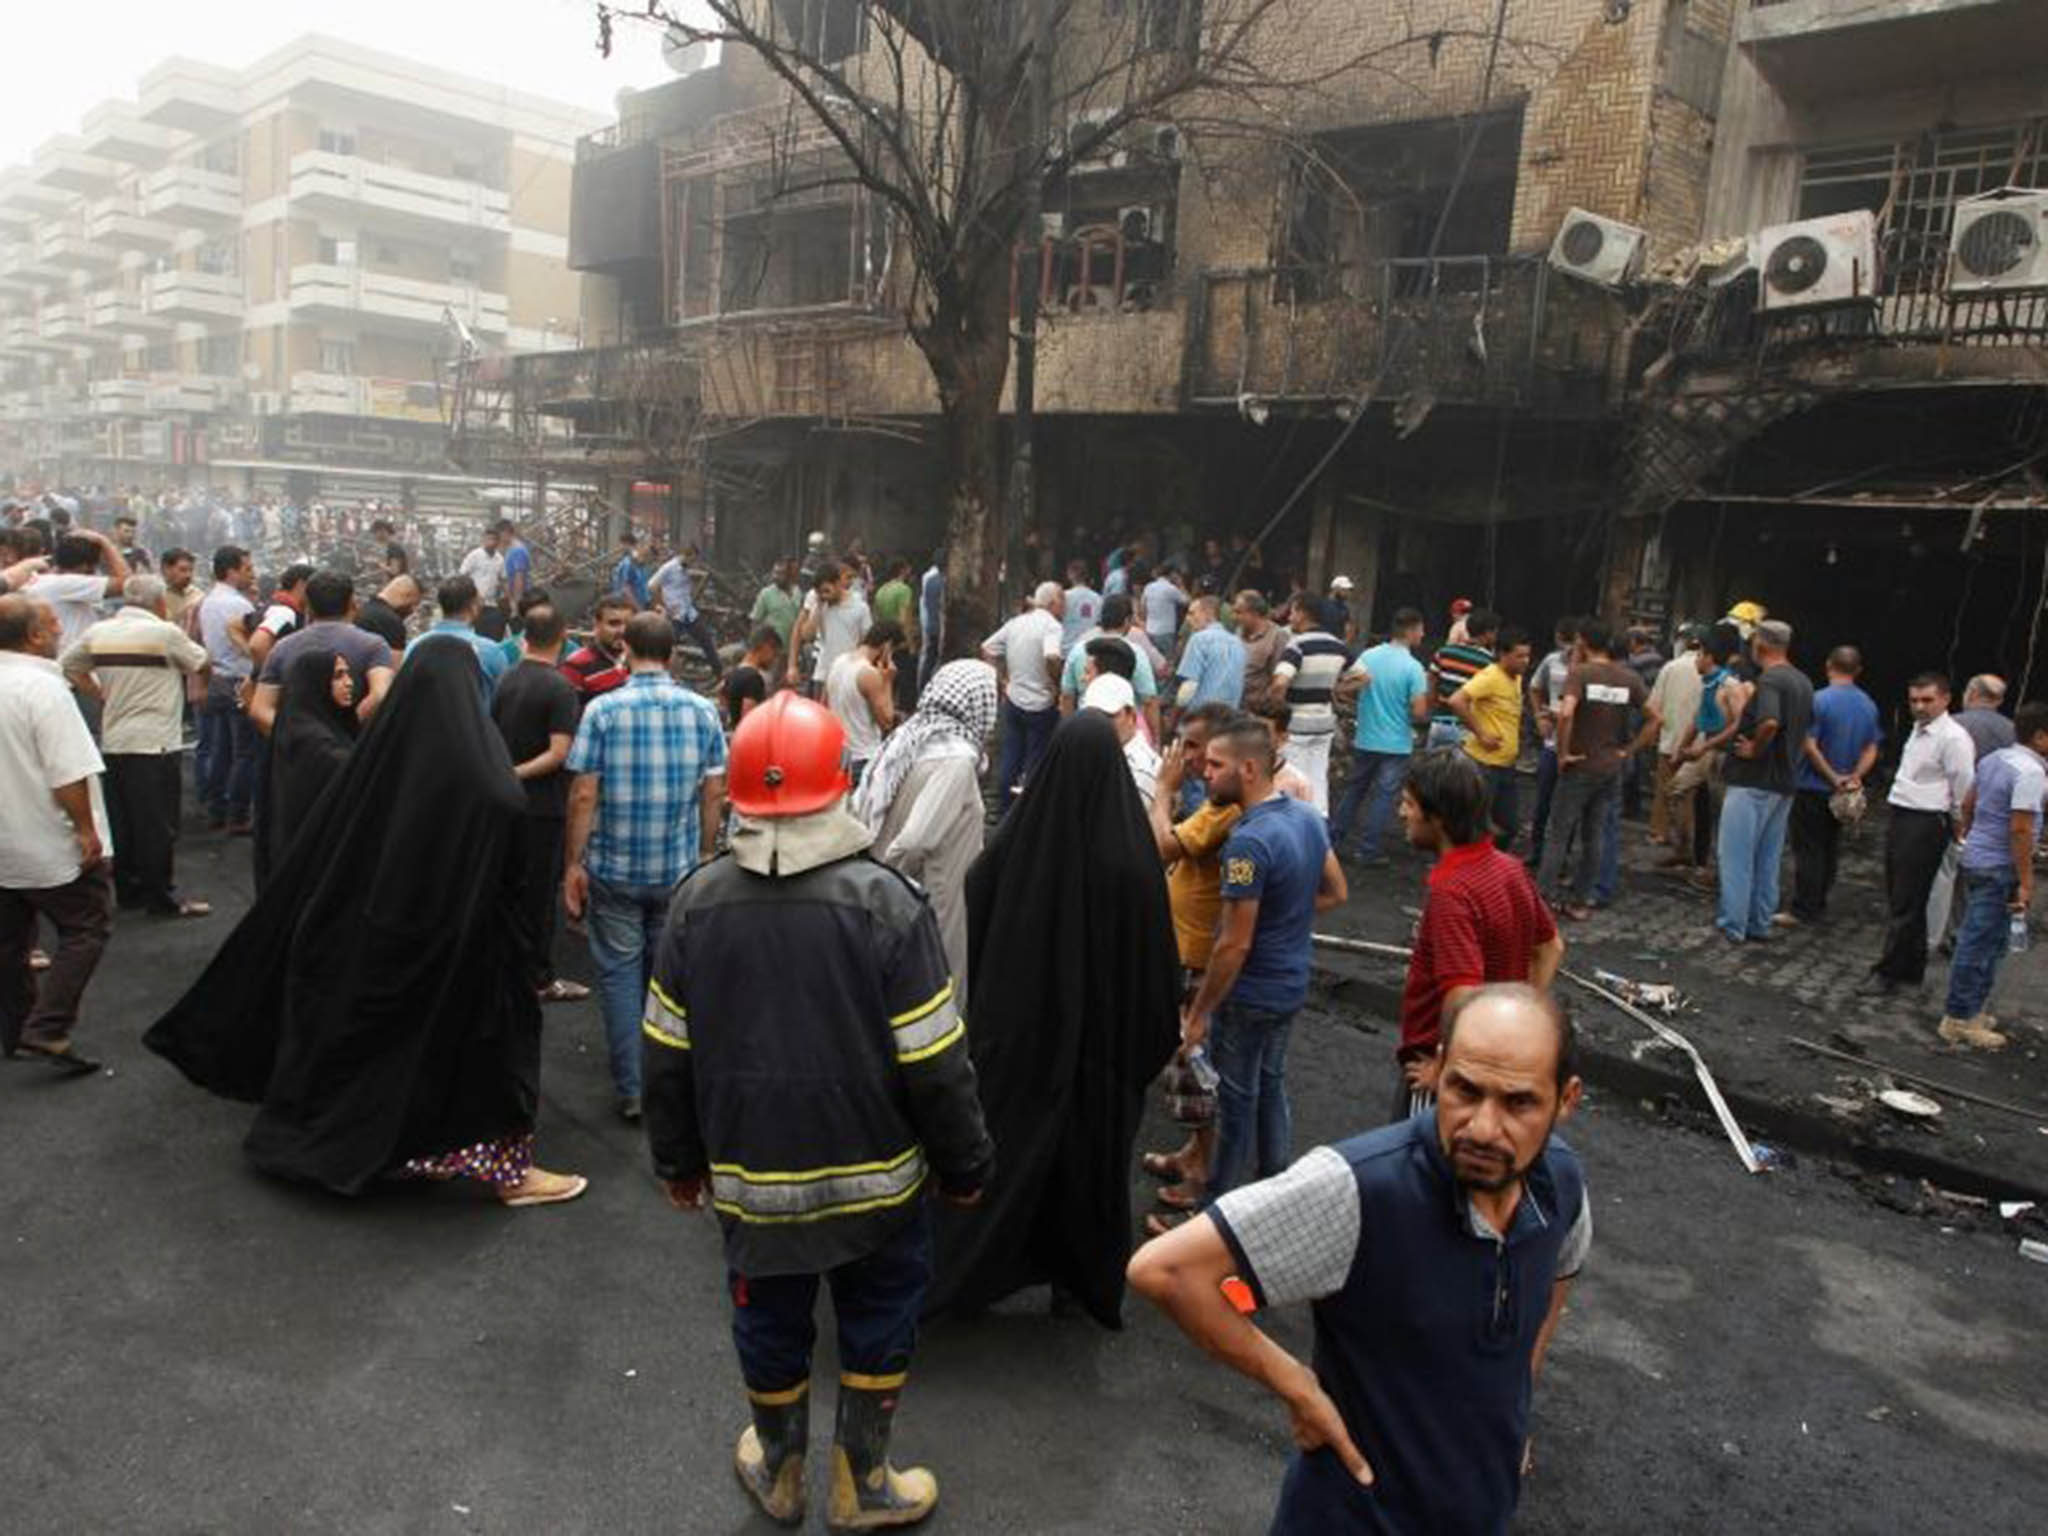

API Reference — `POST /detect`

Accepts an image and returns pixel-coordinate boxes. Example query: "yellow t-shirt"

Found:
[1456,663,1523,768]
[1167,800,1243,970]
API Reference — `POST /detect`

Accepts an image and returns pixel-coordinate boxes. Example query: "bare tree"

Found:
[600,0,1533,649]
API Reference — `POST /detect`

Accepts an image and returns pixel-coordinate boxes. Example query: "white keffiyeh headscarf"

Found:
[852,659,998,830]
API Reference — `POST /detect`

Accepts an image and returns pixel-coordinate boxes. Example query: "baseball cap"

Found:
[1727,600,1766,626]
[1081,674,1137,715]
[1329,574,1355,593]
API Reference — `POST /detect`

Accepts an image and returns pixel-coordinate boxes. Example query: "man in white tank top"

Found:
[825,620,904,786]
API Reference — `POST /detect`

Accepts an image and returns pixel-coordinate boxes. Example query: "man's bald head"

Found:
[1441,983,1577,1090]
[0,592,34,651]
[379,574,421,615]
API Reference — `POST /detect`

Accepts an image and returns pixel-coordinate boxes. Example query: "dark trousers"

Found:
[671,614,722,675]
[1536,769,1620,905]
[1481,763,1520,850]
[1789,789,1841,921]
[1874,808,1951,984]
[729,1204,932,1393]
[1528,746,1560,865]
[996,698,1057,815]
[918,635,942,694]
[0,863,114,1053]
[106,752,183,912]
[198,677,258,821]
[518,815,565,988]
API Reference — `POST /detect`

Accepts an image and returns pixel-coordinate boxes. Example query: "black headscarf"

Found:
[145,641,541,1194]
[928,710,1181,1327]
[254,648,359,887]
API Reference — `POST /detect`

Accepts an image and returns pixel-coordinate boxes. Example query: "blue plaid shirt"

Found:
[566,671,729,887]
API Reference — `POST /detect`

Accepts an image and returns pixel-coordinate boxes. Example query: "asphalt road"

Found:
[6,828,2047,1533]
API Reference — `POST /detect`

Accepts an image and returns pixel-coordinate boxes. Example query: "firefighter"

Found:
[643,692,993,1530]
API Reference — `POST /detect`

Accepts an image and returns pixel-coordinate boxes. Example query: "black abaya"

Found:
[146,641,542,1194]
[928,711,1181,1327]
[253,649,358,887]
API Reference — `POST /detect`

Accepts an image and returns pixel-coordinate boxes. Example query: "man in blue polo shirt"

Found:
[1788,645,1881,923]
[1130,983,1590,1535]
[1180,713,1345,1199]
[1333,608,1431,864]
[403,574,510,695]
[1174,595,1247,714]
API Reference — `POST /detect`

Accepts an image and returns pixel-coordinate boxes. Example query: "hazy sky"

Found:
[2,1,707,168]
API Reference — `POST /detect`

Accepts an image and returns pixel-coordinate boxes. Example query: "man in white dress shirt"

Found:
[1863,672,1975,996]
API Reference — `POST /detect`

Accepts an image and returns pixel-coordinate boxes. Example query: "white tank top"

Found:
[827,649,882,763]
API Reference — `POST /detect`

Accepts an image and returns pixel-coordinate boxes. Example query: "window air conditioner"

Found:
[1948,190,2048,294]
[1546,208,1646,288]
[1754,209,1877,312]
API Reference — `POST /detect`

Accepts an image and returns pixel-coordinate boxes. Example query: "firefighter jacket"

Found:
[642,851,995,1277]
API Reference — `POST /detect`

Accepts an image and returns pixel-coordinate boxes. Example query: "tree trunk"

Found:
[920,254,1014,660]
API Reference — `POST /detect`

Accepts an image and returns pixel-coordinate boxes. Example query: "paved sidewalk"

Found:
[1319,800,2048,1199]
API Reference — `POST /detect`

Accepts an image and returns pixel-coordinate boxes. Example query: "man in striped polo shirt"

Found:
[1267,595,1356,816]
[1427,608,1497,750]
[60,574,211,918]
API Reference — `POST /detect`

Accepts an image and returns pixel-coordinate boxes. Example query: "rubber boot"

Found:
[826,1373,937,1531]
[734,1381,809,1526]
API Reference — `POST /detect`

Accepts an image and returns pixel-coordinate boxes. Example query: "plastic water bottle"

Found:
[2011,913,2031,955]
[1186,1045,1220,1093]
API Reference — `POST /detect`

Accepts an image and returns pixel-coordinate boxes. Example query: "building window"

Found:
[771,0,864,63]
[1797,120,2048,295]
[200,335,239,376]
[450,255,479,284]
[198,140,239,175]
[1278,106,1523,301]
[195,239,237,276]
[319,129,358,156]
[319,340,356,375]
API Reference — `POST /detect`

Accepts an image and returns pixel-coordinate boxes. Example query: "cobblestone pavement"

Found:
[1319,789,2048,1199]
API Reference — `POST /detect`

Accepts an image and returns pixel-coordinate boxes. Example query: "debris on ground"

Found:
[2019,1239,2048,1265]
[1591,969,1688,1015]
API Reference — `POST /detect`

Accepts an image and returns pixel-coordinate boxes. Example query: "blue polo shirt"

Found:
[1177,623,1247,709]
[1211,1117,1590,1534]
[611,553,649,608]
[1796,680,1882,793]
[404,620,510,695]
[1219,795,1330,1013]
[1350,641,1428,754]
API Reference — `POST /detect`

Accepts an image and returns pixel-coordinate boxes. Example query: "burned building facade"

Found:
[457,0,2046,694]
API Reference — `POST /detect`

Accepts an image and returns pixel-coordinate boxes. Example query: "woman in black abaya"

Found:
[253,649,359,887]
[146,640,585,1207]
[928,710,1181,1327]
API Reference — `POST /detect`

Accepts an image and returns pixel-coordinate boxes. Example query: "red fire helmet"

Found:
[727,691,851,818]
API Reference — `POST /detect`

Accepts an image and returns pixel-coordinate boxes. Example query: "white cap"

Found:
[806,530,827,548]
[1329,574,1355,593]
[1081,673,1137,715]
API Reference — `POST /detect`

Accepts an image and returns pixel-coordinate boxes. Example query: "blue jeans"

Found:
[1206,1000,1297,1197]
[670,613,722,675]
[1528,745,1560,865]
[1425,718,1465,751]
[995,697,1057,815]
[1944,867,2016,1019]
[730,1202,932,1392]
[1716,787,1792,940]
[1535,769,1618,906]
[586,876,673,1098]
[1331,749,1409,859]
[198,676,258,821]
[1595,783,1621,905]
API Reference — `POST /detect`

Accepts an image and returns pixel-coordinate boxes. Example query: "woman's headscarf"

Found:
[255,648,360,887]
[852,659,998,830]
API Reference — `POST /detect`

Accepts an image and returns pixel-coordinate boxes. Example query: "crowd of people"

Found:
[3,494,2043,1531]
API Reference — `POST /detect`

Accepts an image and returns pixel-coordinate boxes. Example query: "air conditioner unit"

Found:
[1068,108,1126,168]
[1547,208,1647,287]
[1152,125,1183,162]
[1754,209,1877,311]
[249,390,284,416]
[1948,190,2048,294]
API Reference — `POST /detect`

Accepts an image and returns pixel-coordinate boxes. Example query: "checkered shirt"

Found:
[566,672,728,887]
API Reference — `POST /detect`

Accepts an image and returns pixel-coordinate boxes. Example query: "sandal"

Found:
[498,1168,589,1208]
[538,978,591,1003]
[1140,1151,1184,1181]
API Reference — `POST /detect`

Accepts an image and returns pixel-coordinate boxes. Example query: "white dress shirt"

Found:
[982,608,1064,712]
[0,651,111,888]
[1887,711,1974,815]
[60,606,210,755]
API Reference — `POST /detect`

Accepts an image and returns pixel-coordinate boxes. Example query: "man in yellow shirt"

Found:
[1451,625,1534,850]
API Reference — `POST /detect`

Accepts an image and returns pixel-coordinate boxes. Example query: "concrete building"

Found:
[0,34,603,515]
[457,0,2045,694]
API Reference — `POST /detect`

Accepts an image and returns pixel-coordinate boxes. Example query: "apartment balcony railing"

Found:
[286,263,509,335]
[85,198,181,251]
[88,289,166,336]
[145,373,237,412]
[288,371,445,422]
[288,151,511,237]
[136,58,238,134]
[1660,274,2048,371]
[89,378,149,414]
[39,300,94,344]
[139,164,240,226]
[34,224,118,273]
[1191,255,1575,410]
[79,100,185,170]
[145,267,244,322]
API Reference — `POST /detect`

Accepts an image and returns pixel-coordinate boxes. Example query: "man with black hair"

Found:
[825,618,904,785]
[196,545,259,832]
[1395,750,1563,1118]
[403,573,511,694]
[1451,624,1533,848]
[1715,620,1811,944]
[1525,617,1579,871]
[723,625,783,727]
[354,574,418,652]
[113,513,150,573]
[1864,672,1975,995]
[1427,608,1497,750]
[1060,591,1161,730]
[250,569,395,735]
[493,600,587,1004]
[1268,594,1353,816]
[28,528,130,655]
[1537,619,1658,921]
[1333,607,1431,866]
[1938,700,2048,1049]
[1130,983,1589,1535]
[562,591,636,705]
